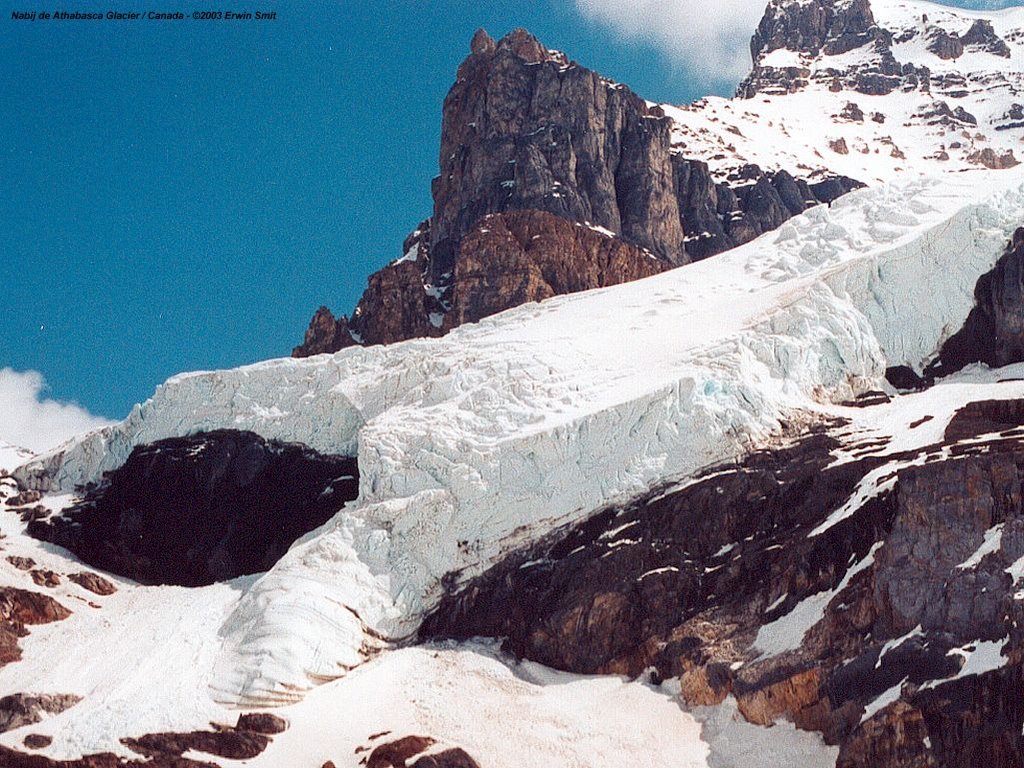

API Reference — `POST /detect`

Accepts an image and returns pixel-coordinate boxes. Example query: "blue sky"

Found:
[0,0,1017,434]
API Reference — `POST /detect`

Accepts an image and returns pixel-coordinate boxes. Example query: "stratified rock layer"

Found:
[423,398,1024,767]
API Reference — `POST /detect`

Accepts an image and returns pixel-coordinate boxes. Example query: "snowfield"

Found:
[663,0,1024,185]
[0,440,34,474]
[7,170,1024,733]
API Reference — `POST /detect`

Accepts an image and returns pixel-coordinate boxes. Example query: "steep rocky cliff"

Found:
[414,214,1024,767]
[293,27,859,357]
[422,397,1024,768]
[27,431,359,587]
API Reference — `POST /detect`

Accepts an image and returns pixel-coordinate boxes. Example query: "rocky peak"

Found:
[738,0,929,98]
[962,19,1011,59]
[293,25,861,358]
[750,0,880,61]
[431,26,686,280]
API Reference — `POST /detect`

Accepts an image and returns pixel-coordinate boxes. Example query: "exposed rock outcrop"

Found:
[293,27,860,357]
[0,716,286,767]
[27,430,359,587]
[366,735,481,768]
[927,227,1024,377]
[0,693,81,733]
[431,28,686,272]
[67,572,117,596]
[447,210,666,327]
[961,19,1011,58]
[23,734,52,750]
[738,0,929,98]
[927,26,964,61]
[291,306,351,357]
[968,147,1020,170]
[0,588,71,668]
[422,402,1024,767]
[234,712,288,735]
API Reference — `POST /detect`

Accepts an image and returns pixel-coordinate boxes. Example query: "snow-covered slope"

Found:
[11,171,1024,725]
[0,440,34,473]
[665,0,1024,184]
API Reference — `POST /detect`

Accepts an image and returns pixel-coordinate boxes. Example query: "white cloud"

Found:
[0,368,115,454]
[573,0,765,87]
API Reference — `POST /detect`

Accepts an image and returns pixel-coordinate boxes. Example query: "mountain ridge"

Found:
[8,1,1024,766]
[292,23,862,357]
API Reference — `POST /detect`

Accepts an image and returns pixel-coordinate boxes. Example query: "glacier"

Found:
[11,171,1024,712]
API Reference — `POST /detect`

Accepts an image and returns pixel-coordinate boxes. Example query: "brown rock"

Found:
[735,666,826,727]
[7,556,35,571]
[67,572,117,596]
[431,29,686,272]
[0,693,81,733]
[830,137,850,155]
[367,736,436,768]
[837,699,933,768]
[122,729,269,760]
[0,587,72,668]
[291,306,352,358]
[20,506,49,523]
[7,490,42,508]
[235,712,287,734]
[412,749,482,768]
[449,211,666,328]
[23,733,52,749]
[968,147,1020,170]
[30,570,60,588]
[0,588,71,626]
[469,28,494,56]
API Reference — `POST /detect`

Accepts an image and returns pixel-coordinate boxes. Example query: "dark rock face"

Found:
[8,490,42,508]
[234,712,288,735]
[421,421,881,674]
[674,160,861,260]
[27,430,358,587]
[23,734,52,750]
[431,28,686,273]
[293,27,861,357]
[0,717,286,767]
[0,588,71,668]
[292,306,351,357]
[737,0,929,98]
[748,0,878,60]
[67,572,117,596]
[447,210,666,327]
[0,693,81,733]
[927,26,964,61]
[366,736,481,768]
[122,730,268,761]
[927,228,1024,377]
[961,19,1011,59]
[423,404,1024,767]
